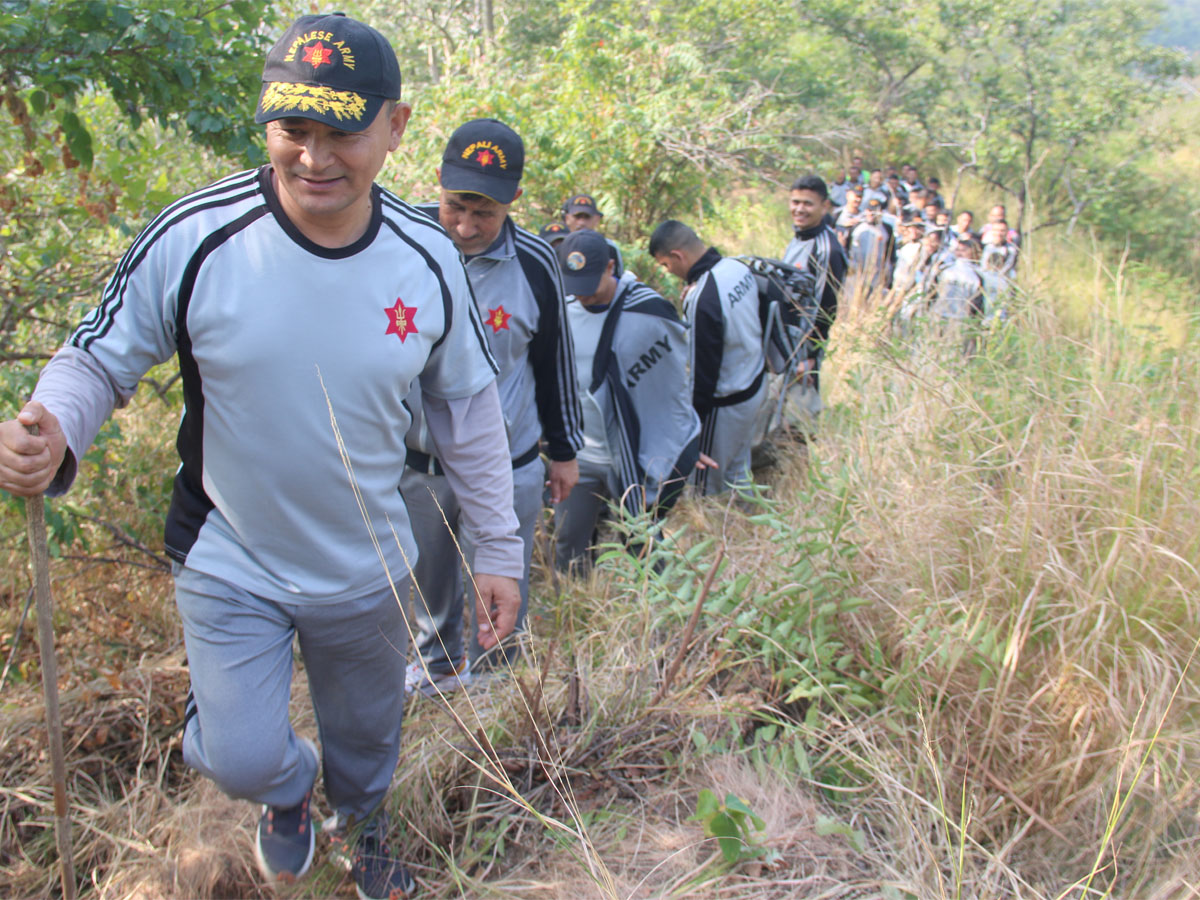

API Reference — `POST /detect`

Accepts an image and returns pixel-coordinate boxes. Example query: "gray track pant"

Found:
[553,457,617,573]
[401,455,543,675]
[694,380,767,496]
[175,564,407,821]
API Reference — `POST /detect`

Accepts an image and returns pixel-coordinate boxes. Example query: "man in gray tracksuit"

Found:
[403,119,584,694]
[553,228,702,572]
[0,16,522,897]
[649,220,765,496]
[777,174,847,431]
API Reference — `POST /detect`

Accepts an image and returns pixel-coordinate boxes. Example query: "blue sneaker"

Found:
[351,816,416,900]
[254,737,318,883]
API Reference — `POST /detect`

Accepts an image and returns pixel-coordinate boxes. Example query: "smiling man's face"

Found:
[266,102,410,244]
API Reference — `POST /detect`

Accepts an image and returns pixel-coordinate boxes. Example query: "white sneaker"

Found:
[404,658,471,697]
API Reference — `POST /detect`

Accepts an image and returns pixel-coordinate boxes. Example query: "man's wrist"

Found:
[474,570,519,583]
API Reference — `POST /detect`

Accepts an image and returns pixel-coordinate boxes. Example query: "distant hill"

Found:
[1154,0,1200,50]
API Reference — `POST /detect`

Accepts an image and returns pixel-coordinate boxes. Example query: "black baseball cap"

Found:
[539,222,569,244]
[563,194,603,217]
[440,119,524,204]
[866,198,883,210]
[556,229,611,296]
[255,14,402,133]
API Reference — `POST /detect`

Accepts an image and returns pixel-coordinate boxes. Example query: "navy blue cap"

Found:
[255,14,402,133]
[440,119,524,204]
[563,194,603,217]
[556,229,611,296]
[539,222,569,244]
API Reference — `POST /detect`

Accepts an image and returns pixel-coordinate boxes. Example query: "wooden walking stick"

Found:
[23,423,76,900]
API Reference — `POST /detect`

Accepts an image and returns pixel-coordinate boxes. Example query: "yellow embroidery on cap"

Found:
[331,40,356,69]
[260,83,367,122]
[284,30,334,61]
[460,140,508,170]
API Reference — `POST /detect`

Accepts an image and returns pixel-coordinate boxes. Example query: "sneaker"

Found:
[352,818,416,900]
[254,737,319,883]
[404,658,471,697]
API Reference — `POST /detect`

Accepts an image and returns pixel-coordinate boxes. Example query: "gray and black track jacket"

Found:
[32,167,522,601]
[782,223,848,358]
[681,248,765,418]
[408,206,584,466]
[567,272,700,516]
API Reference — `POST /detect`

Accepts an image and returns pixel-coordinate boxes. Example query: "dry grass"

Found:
[813,248,1200,896]
[0,238,1197,899]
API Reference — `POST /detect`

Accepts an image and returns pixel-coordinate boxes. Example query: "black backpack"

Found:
[735,256,819,374]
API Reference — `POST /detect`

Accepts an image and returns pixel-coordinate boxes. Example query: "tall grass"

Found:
[813,243,1200,896]
[1,224,1197,898]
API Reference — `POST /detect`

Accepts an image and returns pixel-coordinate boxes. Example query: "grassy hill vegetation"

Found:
[2,221,1195,899]
[0,1,1197,897]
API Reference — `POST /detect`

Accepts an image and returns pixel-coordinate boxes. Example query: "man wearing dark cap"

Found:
[539,222,570,246]
[562,192,625,277]
[0,14,524,898]
[402,119,583,695]
[552,229,702,571]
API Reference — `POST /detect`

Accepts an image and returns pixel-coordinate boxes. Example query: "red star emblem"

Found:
[476,149,495,167]
[488,305,512,333]
[302,42,333,68]
[384,298,419,343]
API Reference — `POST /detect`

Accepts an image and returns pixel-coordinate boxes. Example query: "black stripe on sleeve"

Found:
[515,226,584,460]
[164,206,271,562]
[622,284,681,322]
[690,273,724,417]
[73,171,263,350]
[813,231,846,347]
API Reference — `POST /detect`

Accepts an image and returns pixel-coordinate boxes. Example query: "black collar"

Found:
[685,246,722,284]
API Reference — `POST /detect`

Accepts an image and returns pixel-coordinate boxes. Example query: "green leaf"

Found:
[724,794,766,831]
[59,111,94,168]
[815,815,865,851]
[693,789,719,820]
[707,811,743,863]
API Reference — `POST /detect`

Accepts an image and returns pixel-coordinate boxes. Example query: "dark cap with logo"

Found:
[866,198,884,210]
[255,14,402,133]
[563,194,603,217]
[440,119,525,204]
[556,229,612,296]
[539,222,569,244]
